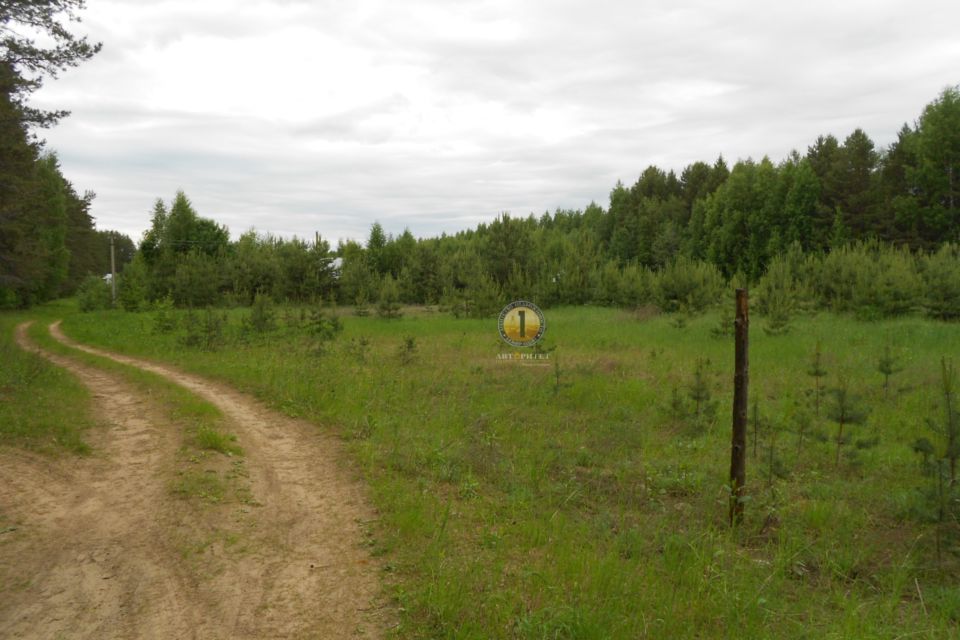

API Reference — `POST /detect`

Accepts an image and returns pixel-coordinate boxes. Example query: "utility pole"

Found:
[729,288,749,526]
[110,233,117,307]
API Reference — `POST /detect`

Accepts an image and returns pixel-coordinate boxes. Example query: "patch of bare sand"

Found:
[45,321,392,638]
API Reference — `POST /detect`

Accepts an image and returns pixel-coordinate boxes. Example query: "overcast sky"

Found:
[31,0,960,246]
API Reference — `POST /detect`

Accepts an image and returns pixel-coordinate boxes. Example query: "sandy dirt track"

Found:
[0,322,391,639]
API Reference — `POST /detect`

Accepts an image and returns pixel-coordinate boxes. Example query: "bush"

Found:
[180,308,226,350]
[922,243,960,320]
[590,260,622,307]
[755,244,815,317]
[620,264,654,308]
[76,275,112,312]
[653,257,724,313]
[817,245,867,313]
[817,242,922,319]
[852,244,921,318]
[118,255,149,312]
[152,295,177,334]
[377,275,403,319]
[308,302,343,343]
[245,293,276,333]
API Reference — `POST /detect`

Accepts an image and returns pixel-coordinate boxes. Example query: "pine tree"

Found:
[807,341,828,417]
[926,358,960,487]
[1,1,102,128]
[377,274,402,319]
[876,343,903,398]
[825,379,870,466]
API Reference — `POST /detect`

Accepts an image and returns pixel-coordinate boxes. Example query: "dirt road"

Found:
[0,322,390,639]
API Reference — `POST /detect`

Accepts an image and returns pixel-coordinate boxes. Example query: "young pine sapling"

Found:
[877,344,904,399]
[377,276,403,319]
[807,340,827,417]
[825,378,870,466]
[353,288,371,317]
[793,407,813,460]
[308,301,343,354]
[246,293,276,334]
[925,357,960,487]
[687,358,716,427]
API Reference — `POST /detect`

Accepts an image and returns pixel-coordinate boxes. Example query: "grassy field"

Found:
[44,301,960,638]
[0,302,98,454]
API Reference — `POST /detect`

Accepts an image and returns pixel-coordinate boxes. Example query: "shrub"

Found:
[818,242,922,319]
[818,244,870,313]
[922,243,960,320]
[308,302,343,352]
[825,378,870,466]
[755,244,816,332]
[653,256,724,313]
[442,276,502,319]
[118,255,149,312]
[76,275,112,312]
[377,275,403,319]
[590,260,622,306]
[180,308,226,350]
[245,293,276,333]
[852,244,922,318]
[620,264,654,308]
[152,295,177,334]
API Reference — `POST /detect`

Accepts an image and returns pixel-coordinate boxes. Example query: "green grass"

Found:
[59,302,960,638]
[22,313,248,508]
[25,317,242,460]
[0,302,98,454]
[29,316,252,516]
[194,424,241,456]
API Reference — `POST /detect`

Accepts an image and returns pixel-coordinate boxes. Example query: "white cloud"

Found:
[28,0,960,244]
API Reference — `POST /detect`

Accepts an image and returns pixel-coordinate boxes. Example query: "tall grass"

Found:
[61,302,960,638]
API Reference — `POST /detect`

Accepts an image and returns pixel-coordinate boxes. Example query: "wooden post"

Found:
[730,288,749,526]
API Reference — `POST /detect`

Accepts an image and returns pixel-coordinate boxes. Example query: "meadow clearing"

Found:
[4,300,960,638]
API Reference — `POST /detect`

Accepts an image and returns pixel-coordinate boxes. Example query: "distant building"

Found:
[329,257,343,279]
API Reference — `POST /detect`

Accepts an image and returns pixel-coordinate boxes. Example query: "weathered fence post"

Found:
[730,288,749,526]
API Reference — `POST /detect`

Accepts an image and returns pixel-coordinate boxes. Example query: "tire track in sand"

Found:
[46,321,391,638]
[1,322,200,639]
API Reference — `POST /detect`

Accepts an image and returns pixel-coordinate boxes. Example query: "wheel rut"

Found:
[0,321,391,639]
[1,322,198,639]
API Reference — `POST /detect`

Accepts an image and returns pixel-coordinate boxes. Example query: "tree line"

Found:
[0,1,134,309]
[111,85,960,320]
[3,3,956,316]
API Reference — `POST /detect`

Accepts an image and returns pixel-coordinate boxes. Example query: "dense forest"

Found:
[0,2,134,309]
[111,85,960,321]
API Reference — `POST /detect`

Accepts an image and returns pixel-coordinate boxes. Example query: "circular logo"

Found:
[498,300,545,347]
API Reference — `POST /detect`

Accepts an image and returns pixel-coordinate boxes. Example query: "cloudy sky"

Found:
[31,0,960,245]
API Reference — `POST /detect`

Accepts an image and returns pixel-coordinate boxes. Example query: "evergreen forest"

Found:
[109,85,960,321]
[0,2,133,309]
